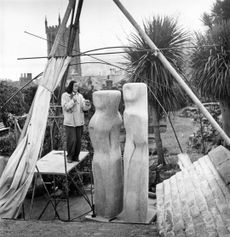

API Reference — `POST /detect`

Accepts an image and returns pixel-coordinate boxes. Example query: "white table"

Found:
[29,150,92,221]
[36,150,89,175]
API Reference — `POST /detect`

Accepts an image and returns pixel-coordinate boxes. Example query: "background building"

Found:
[19,73,35,87]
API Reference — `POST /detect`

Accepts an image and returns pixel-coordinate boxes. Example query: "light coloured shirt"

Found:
[61,92,91,127]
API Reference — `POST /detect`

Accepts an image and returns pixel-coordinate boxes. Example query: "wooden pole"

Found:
[67,0,84,55]
[49,0,75,57]
[113,0,230,146]
[58,0,84,101]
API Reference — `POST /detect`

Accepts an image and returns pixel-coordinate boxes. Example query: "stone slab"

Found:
[156,146,230,236]
[208,145,230,186]
[85,198,156,224]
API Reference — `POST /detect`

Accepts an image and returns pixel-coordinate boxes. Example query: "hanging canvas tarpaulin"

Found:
[0,56,71,219]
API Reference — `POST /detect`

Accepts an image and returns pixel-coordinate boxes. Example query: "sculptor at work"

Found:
[61,80,91,163]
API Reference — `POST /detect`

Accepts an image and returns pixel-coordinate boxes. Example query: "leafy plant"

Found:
[0,132,16,156]
[125,16,189,164]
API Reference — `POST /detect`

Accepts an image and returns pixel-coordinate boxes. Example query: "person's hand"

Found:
[70,92,75,99]
[72,93,77,102]
[85,100,91,106]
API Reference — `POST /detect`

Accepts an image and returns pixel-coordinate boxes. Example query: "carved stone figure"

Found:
[122,83,149,223]
[89,90,123,219]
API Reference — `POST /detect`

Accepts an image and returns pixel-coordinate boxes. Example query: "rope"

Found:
[147,86,183,153]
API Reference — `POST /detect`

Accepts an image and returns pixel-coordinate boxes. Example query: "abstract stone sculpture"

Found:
[122,82,148,223]
[89,90,123,219]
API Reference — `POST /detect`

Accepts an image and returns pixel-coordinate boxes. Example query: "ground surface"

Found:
[0,114,202,237]
[161,113,203,162]
[0,219,157,237]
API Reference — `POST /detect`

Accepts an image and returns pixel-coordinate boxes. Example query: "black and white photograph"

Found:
[1,0,230,236]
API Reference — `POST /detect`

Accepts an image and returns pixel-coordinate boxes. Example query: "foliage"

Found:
[0,82,25,118]
[124,16,189,115]
[202,0,230,27]
[21,85,37,112]
[187,105,222,153]
[191,20,230,101]
[125,16,189,165]
[0,83,37,156]
[0,131,16,156]
[192,0,230,101]
[0,82,37,127]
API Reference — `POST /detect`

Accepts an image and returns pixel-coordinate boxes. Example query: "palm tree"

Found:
[202,0,230,27]
[125,16,189,165]
[191,20,230,138]
[192,0,230,140]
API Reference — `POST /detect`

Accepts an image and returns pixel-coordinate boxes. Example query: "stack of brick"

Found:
[156,145,230,236]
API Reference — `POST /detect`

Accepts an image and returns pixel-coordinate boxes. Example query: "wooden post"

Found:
[49,0,75,57]
[113,0,230,146]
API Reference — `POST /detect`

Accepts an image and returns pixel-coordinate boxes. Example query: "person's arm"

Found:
[80,94,91,111]
[61,93,75,112]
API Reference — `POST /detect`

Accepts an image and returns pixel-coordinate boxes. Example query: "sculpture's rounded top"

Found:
[93,90,121,112]
[93,90,121,96]
[123,83,147,103]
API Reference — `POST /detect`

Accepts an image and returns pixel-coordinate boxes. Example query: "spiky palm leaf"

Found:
[212,0,230,22]
[191,20,230,100]
[125,16,189,114]
[202,13,213,28]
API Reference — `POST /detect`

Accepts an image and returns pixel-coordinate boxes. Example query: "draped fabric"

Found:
[0,57,71,218]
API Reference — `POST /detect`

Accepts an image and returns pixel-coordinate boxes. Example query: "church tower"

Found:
[45,15,82,79]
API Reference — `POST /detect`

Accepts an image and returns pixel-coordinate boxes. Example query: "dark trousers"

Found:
[65,126,83,160]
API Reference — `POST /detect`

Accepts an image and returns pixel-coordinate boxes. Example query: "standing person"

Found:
[61,80,91,163]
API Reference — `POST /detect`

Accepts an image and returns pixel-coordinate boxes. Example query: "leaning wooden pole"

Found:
[113,0,230,146]
[49,0,75,57]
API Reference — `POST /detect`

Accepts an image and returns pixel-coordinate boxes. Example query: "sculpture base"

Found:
[85,198,156,224]
[85,214,114,223]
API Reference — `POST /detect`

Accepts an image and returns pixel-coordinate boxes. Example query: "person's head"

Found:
[66,80,79,94]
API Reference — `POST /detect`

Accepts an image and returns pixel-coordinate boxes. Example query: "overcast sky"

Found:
[0,0,215,81]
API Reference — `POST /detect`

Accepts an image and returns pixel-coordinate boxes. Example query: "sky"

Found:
[0,0,216,81]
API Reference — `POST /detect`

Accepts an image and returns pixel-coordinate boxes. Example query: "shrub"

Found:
[0,131,16,156]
